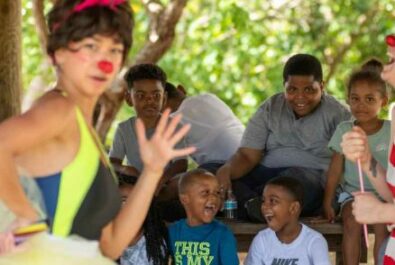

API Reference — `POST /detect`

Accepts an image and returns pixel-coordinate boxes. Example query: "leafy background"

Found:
[21,0,395,144]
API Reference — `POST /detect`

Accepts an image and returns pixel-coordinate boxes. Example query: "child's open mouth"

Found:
[264,212,274,222]
[204,204,217,216]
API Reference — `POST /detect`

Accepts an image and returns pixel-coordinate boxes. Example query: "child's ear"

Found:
[319,81,325,92]
[382,95,389,107]
[290,201,301,215]
[179,193,189,206]
[53,48,67,66]
[124,89,134,107]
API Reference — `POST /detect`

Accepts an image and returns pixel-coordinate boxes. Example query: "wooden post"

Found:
[0,0,22,121]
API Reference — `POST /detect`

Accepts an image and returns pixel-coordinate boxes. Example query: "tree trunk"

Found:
[0,0,22,121]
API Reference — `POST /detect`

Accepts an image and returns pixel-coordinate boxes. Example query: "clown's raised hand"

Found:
[136,108,195,176]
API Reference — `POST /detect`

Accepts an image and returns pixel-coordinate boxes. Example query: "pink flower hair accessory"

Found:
[74,0,126,13]
[51,0,126,32]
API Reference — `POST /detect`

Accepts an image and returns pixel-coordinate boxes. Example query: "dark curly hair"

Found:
[347,59,387,97]
[47,0,133,62]
[124,63,167,91]
[143,198,170,265]
[266,176,304,207]
[283,54,323,83]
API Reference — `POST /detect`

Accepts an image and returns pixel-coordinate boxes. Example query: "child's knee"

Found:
[342,203,360,233]
[342,218,360,236]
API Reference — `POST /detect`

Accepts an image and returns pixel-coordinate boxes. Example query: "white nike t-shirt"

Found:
[245,224,331,265]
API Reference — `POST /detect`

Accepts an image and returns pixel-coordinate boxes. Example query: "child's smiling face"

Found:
[180,174,221,226]
[284,75,324,118]
[348,81,387,123]
[261,184,300,232]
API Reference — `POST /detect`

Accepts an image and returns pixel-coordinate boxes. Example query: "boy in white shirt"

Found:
[245,176,331,265]
[164,82,244,174]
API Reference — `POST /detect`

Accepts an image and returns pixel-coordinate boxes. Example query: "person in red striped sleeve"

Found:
[341,35,395,265]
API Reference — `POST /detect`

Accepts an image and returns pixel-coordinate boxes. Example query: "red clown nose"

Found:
[98,61,114,74]
[386,35,395,47]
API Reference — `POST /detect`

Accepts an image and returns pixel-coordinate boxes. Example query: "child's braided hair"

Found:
[118,173,169,265]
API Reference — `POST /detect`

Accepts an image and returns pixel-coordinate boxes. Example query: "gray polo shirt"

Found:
[109,116,186,172]
[241,93,351,171]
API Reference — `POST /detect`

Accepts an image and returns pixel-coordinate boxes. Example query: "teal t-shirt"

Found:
[168,219,239,265]
[328,120,390,193]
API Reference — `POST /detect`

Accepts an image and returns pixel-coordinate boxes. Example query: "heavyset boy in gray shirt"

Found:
[242,92,350,185]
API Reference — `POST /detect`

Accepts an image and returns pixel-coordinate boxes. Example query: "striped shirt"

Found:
[384,144,395,265]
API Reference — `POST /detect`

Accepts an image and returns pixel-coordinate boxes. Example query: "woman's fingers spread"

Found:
[155,108,171,136]
[168,123,191,147]
[162,113,182,140]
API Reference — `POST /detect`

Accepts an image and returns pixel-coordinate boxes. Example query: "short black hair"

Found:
[178,168,216,194]
[266,176,304,207]
[283,54,323,83]
[124,63,167,91]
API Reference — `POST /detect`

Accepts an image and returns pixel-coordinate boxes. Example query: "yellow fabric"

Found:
[51,108,100,237]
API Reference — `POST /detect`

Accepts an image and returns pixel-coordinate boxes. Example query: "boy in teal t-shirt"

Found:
[168,169,239,265]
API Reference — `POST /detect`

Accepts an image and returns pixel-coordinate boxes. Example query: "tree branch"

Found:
[32,0,48,55]
[133,0,187,64]
[324,6,380,84]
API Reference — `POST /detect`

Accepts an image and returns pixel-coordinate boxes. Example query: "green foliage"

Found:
[157,0,395,123]
[22,0,54,89]
[22,0,395,129]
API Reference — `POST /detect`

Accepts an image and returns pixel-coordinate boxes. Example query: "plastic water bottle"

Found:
[224,190,237,219]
